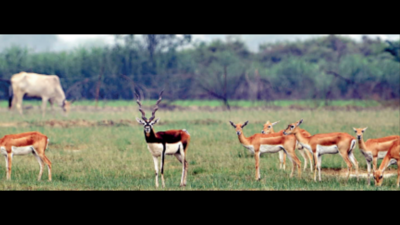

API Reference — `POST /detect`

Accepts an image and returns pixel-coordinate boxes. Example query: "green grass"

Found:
[0,102,399,190]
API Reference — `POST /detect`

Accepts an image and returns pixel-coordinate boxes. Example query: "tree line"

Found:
[0,35,398,107]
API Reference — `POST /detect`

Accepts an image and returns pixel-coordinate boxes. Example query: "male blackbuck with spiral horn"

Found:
[352,127,399,185]
[283,119,359,182]
[0,131,51,181]
[136,91,190,188]
[262,120,313,172]
[372,137,400,187]
[230,121,301,180]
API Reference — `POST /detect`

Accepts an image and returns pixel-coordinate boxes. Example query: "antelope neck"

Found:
[294,130,310,144]
[378,156,391,173]
[238,132,251,146]
[357,137,368,151]
[144,128,158,142]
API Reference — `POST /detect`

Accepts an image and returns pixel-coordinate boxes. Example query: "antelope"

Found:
[136,91,190,188]
[283,119,359,182]
[0,131,51,181]
[9,71,73,116]
[230,121,301,180]
[352,127,400,185]
[372,138,400,187]
[262,120,313,172]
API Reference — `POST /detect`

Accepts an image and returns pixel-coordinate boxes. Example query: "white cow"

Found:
[9,72,71,116]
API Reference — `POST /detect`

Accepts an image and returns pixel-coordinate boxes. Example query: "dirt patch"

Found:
[322,168,397,178]
[0,119,137,128]
[0,118,233,128]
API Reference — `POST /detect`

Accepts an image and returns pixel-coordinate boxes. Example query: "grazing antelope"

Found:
[262,120,313,172]
[373,138,400,187]
[283,119,359,182]
[352,127,400,185]
[0,131,51,181]
[9,71,73,116]
[136,91,190,188]
[230,121,301,180]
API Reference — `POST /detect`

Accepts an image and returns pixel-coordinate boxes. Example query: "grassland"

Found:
[0,100,399,190]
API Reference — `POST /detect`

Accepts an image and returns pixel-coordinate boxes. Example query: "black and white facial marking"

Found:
[136,118,159,134]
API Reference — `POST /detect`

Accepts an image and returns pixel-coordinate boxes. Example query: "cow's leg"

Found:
[48,99,55,115]
[14,92,24,115]
[41,97,49,117]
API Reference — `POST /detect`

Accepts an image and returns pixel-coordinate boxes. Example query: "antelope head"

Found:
[262,120,279,134]
[373,158,397,187]
[283,119,303,135]
[352,127,368,140]
[136,91,164,135]
[229,121,249,136]
[373,169,384,187]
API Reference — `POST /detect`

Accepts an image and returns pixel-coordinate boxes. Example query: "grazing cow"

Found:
[9,72,72,116]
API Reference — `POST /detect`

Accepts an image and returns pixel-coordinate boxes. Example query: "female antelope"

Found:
[373,138,400,187]
[136,91,190,188]
[262,120,313,172]
[230,121,301,180]
[283,119,358,182]
[353,127,399,185]
[0,131,51,181]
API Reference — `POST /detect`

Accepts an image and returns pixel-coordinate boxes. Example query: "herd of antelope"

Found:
[1,88,399,188]
[229,119,400,187]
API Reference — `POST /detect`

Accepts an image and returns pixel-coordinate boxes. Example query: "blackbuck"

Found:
[230,121,301,180]
[262,120,313,172]
[373,138,400,187]
[353,127,400,185]
[136,91,190,188]
[283,119,359,182]
[0,131,51,181]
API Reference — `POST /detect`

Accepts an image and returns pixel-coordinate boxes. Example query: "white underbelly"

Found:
[377,151,388,159]
[300,143,313,155]
[12,146,35,155]
[317,145,338,155]
[0,145,36,155]
[242,145,255,154]
[0,146,35,156]
[147,142,182,157]
[260,144,283,154]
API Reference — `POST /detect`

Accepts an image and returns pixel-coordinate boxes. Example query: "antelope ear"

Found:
[353,127,357,132]
[229,121,236,128]
[363,127,368,132]
[297,119,303,126]
[150,118,160,125]
[136,117,146,125]
[271,121,280,126]
[241,121,249,128]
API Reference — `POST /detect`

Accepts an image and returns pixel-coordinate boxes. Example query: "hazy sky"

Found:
[1,34,399,52]
[57,34,399,52]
